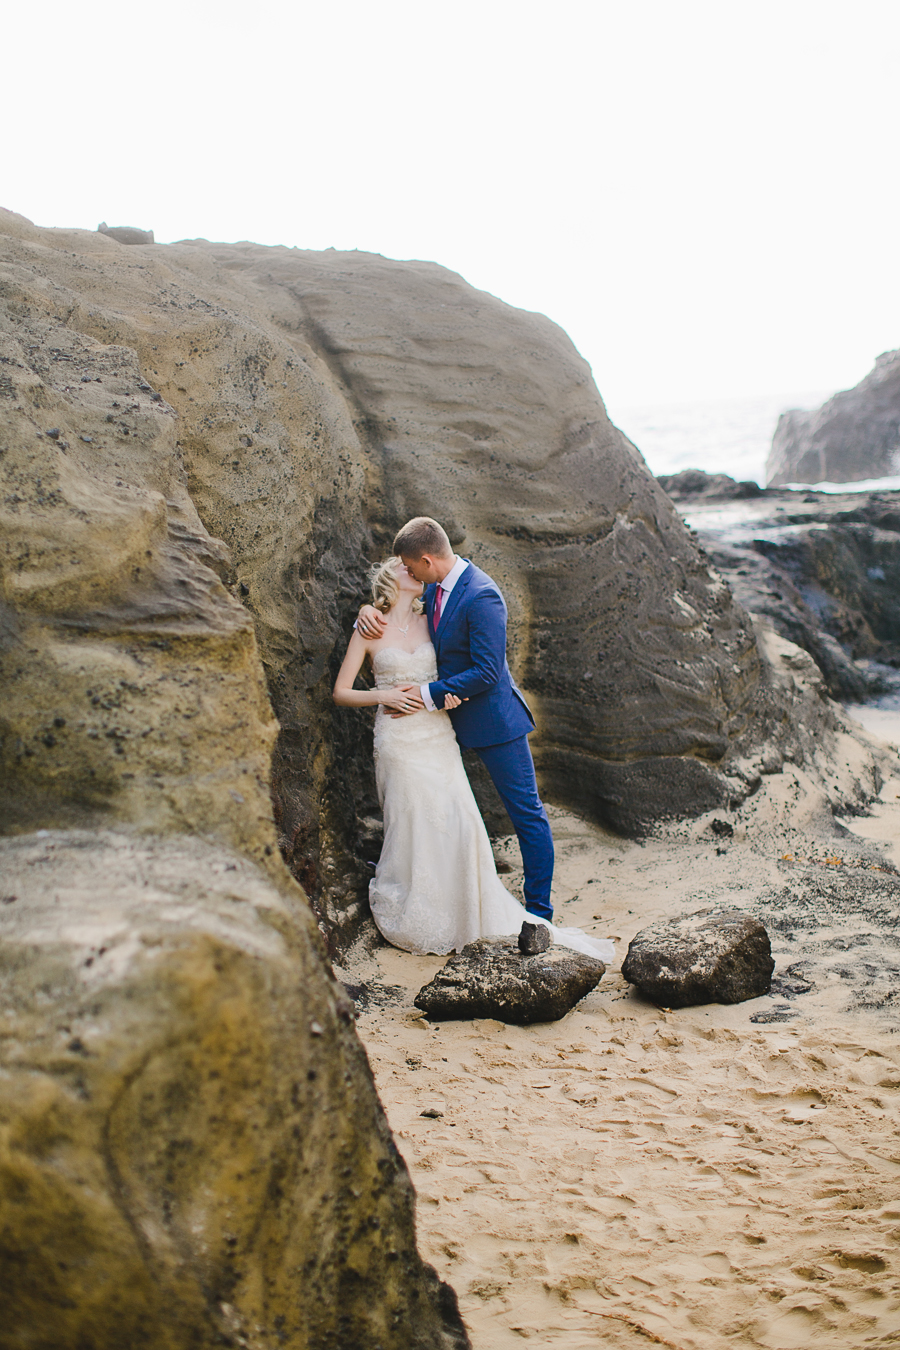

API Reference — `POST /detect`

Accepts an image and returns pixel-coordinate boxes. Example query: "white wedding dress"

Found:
[369,642,614,961]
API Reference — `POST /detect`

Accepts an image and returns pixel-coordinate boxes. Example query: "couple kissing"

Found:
[333,516,612,962]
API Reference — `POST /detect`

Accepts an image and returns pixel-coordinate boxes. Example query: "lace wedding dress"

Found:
[369,643,614,961]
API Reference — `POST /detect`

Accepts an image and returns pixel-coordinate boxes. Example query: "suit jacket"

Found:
[426,561,534,750]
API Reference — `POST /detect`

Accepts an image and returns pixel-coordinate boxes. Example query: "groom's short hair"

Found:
[393,517,452,559]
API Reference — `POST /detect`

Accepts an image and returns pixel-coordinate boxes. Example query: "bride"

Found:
[333,556,613,960]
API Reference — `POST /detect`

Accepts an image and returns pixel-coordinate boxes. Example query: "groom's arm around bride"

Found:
[358,516,555,923]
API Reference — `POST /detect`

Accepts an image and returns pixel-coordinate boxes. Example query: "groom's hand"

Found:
[358,604,387,639]
[389,684,425,718]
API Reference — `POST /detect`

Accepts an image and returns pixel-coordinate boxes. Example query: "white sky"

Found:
[4,0,899,414]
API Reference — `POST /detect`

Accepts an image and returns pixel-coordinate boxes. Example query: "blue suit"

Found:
[425,562,555,920]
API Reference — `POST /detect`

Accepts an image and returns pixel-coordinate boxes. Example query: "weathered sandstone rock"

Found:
[0,207,373,941]
[0,830,468,1350]
[0,202,777,907]
[235,245,765,839]
[767,350,900,486]
[0,205,870,924]
[0,206,469,1346]
[622,909,775,1007]
[414,937,606,1024]
[0,203,886,1340]
[0,309,279,865]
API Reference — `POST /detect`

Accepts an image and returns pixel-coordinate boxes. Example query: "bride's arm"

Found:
[332,632,419,711]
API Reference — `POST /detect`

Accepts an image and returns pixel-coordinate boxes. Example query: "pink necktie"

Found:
[434,584,444,626]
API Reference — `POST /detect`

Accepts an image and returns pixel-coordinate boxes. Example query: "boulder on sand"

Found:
[415,937,606,1024]
[622,909,774,1008]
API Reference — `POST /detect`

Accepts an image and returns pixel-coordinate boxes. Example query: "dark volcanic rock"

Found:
[691,489,900,693]
[415,937,606,1024]
[622,910,775,1008]
[768,350,900,486]
[519,920,552,954]
[658,469,763,500]
[750,519,900,671]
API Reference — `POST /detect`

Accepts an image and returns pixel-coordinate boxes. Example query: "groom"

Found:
[358,516,555,922]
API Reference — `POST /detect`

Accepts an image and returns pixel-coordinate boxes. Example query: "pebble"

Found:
[518,921,551,955]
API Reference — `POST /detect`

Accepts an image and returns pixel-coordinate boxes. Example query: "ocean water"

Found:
[607,390,835,487]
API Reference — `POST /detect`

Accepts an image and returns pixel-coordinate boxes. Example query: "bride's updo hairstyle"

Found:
[369,557,425,616]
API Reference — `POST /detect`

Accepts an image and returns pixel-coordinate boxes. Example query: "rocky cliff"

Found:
[1,209,778,914]
[659,473,900,702]
[0,208,469,1349]
[1,206,882,1346]
[767,349,900,486]
[3,207,879,930]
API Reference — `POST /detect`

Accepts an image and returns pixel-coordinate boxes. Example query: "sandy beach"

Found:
[342,718,900,1349]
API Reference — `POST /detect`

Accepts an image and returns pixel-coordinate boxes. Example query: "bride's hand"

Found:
[358,603,387,640]
[442,693,469,710]
[381,684,424,715]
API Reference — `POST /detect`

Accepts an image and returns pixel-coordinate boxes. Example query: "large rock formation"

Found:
[2,206,872,925]
[0,209,765,909]
[767,349,900,486]
[0,205,885,1341]
[0,209,469,1348]
[0,830,467,1350]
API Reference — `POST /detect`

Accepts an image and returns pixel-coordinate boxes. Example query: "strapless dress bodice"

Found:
[372,642,438,688]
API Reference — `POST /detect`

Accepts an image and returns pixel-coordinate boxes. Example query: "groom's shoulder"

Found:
[462,561,503,599]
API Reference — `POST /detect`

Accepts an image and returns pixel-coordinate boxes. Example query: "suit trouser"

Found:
[475,734,555,921]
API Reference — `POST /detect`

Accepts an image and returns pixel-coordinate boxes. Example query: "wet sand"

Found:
[342,729,900,1348]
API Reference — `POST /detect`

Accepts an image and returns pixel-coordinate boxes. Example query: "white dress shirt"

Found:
[421,556,469,711]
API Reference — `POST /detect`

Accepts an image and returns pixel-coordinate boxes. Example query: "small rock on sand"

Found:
[518,921,551,954]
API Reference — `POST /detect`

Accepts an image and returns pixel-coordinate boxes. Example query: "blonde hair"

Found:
[369,557,425,615]
[392,516,452,560]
